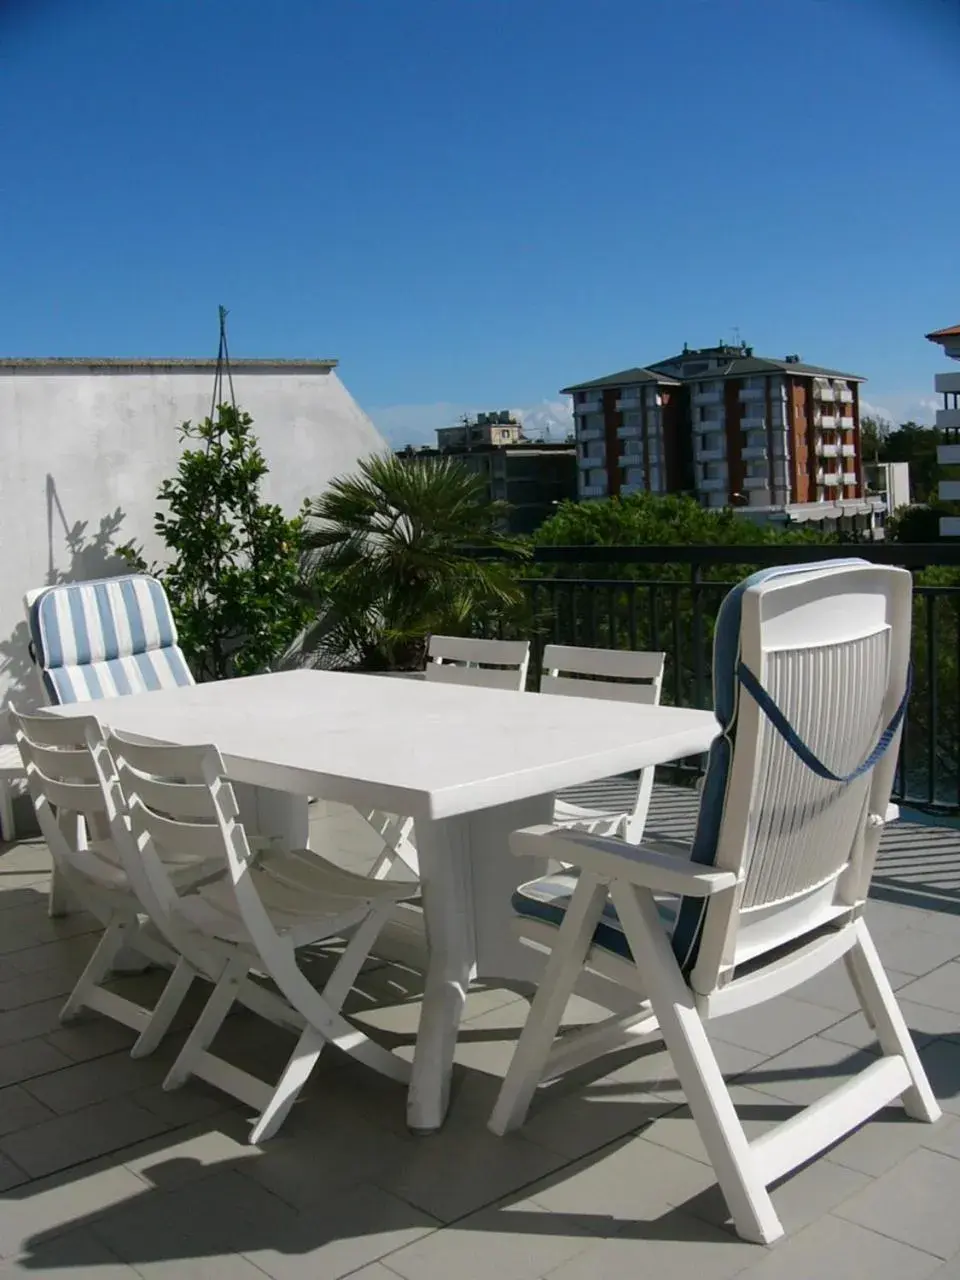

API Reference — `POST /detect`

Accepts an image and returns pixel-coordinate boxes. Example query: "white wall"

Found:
[0,362,387,718]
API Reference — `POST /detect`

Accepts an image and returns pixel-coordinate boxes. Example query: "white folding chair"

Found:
[108,731,418,1143]
[541,644,665,844]
[9,707,213,1057]
[366,635,533,881]
[488,559,940,1245]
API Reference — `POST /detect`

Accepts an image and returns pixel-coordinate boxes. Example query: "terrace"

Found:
[0,784,959,1277]
[1,543,959,1277]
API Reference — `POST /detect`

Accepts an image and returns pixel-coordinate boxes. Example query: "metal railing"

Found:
[471,543,960,817]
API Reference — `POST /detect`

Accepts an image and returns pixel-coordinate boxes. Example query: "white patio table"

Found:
[47,668,719,1132]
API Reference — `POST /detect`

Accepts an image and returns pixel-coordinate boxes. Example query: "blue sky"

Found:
[2,0,958,442]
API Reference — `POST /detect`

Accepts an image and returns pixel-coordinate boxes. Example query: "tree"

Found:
[118,404,310,681]
[297,453,529,671]
[859,415,891,468]
[881,422,942,504]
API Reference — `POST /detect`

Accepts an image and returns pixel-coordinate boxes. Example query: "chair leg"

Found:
[60,919,128,1023]
[848,920,941,1123]
[249,1026,326,1144]
[612,882,784,1246]
[130,957,197,1059]
[490,875,610,1136]
[164,957,247,1092]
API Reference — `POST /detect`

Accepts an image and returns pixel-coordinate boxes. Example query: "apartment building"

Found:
[398,412,577,534]
[927,323,960,537]
[563,343,883,530]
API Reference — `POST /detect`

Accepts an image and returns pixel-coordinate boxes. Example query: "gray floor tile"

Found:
[0,1037,73,1089]
[0,967,77,1014]
[821,997,960,1051]
[917,1114,960,1160]
[828,1106,951,1177]
[899,964,960,1016]
[526,1135,716,1229]
[3,933,97,979]
[877,929,960,978]
[531,1215,758,1280]
[734,1213,942,1280]
[836,1148,960,1258]
[383,1197,595,1280]
[237,1181,439,1280]
[370,1124,569,1223]
[0,1084,55,1138]
[708,996,843,1057]
[123,1117,262,1191]
[0,1157,28,1194]
[791,965,911,1014]
[0,1096,170,1179]
[23,1048,168,1115]
[745,1035,879,1107]
[0,1163,147,1259]
[0,1000,66,1050]
[0,1227,138,1277]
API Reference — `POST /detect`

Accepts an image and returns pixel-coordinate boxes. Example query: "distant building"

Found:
[398,411,576,534]
[563,342,886,535]
[864,461,911,517]
[927,323,960,537]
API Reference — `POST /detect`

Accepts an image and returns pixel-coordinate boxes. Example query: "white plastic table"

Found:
[48,668,719,1132]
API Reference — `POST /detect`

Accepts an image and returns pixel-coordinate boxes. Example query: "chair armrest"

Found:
[509,825,739,898]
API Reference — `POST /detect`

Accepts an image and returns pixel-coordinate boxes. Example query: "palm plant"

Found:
[296,453,529,671]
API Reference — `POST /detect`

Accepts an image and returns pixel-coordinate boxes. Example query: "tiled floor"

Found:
[0,784,958,1277]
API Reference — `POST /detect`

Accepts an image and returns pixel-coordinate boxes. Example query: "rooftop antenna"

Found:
[732,325,742,349]
[210,304,237,422]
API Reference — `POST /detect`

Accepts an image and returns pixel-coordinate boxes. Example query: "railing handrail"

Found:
[464,543,960,568]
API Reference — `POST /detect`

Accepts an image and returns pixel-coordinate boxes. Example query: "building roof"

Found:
[0,357,338,371]
[926,324,960,343]
[563,349,864,395]
[560,367,682,394]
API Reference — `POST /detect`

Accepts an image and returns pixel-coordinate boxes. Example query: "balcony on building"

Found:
[692,387,723,407]
[615,390,643,411]
[576,396,603,415]
[699,476,727,492]
[695,443,726,463]
[620,481,644,496]
[578,422,605,442]
[936,408,960,431]
[935,371,960,395]
[821,472,841,487]
[838,388,854,404]
[738,386,766,403]
[741,444,768,461]
[580,482,608,498]
[578,451,604,470]
[743,475,770,490]
[842,471,858,485]
[841,443,857,458]
[742,414,766,431]
[619,452,644,468]
[817,414,837,430]
[815,383,836,402]
[617,423,642,440]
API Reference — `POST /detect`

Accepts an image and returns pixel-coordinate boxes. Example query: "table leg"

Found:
[234,783,309,848]
[406,814,476,1134]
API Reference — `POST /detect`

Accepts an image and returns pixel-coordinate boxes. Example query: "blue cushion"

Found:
[512,872,677,961]
[29,575,194,706]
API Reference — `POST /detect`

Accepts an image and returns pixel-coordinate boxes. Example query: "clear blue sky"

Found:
[2,0,958,439]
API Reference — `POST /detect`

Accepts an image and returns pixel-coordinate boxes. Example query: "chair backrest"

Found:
[9,705,115,900]
[27,575,194,706]
[671,559,911,995]
[425,635,531,692]
[108,733,277,957]
[540,644,665,705]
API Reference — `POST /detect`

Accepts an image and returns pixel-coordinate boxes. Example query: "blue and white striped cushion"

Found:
[29,575,195,706]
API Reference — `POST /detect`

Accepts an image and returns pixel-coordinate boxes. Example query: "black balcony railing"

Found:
[470,543,960,817]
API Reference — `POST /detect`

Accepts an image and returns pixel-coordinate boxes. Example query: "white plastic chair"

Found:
[488,560,940,1245]
[108,731,418,1143]
[541,644,665,844]
[9,707,212,1057]
[366,635,533,881]
[425,635,531,691]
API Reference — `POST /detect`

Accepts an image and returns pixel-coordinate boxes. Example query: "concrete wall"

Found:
[0,360,387,720]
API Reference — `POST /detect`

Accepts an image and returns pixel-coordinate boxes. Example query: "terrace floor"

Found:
[0,784,959,1277]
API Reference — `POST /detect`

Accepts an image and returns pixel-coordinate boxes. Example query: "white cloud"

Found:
[860,393,938,426]
[368,398,575,448]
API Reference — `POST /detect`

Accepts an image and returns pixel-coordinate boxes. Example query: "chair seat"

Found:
[512,871,678,962]
[179,845,418,947]
[78,840,223,894]
[552,798,626,831]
